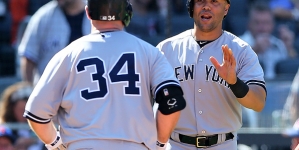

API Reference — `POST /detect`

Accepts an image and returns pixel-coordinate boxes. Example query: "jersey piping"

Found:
[24,110,51,124]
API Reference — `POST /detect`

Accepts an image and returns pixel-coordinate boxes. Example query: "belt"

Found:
[172,132,234,148]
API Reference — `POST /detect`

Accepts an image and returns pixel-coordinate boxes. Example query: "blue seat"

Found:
[275,59,299,78]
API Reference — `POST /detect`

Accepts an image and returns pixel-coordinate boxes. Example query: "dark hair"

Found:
[249,1,272,14]
[248,1,273,20]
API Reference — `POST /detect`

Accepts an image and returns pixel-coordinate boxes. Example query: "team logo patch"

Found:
[167,98,177,106]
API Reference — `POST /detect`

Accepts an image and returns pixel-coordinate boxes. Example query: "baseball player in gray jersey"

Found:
[23,0,186,149]
[18,0,91,85]
[156,0,267,149]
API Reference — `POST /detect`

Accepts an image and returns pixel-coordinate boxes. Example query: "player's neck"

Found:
[91,21,124,33]
[193,27,224,41]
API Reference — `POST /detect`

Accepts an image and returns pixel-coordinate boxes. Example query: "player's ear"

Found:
[85,5,92,20]
[224,4,230,16]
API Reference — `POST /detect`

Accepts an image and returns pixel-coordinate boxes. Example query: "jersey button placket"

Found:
[198,89,202,93]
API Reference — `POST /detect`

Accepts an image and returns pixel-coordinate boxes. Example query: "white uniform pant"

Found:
[67,139,149,150]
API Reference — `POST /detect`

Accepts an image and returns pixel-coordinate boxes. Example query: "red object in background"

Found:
[9,0,28,44]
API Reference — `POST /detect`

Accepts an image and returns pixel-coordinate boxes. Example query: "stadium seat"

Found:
[275,59,299,79]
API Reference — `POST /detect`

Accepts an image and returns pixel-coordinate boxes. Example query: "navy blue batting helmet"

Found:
[87,0,133,27]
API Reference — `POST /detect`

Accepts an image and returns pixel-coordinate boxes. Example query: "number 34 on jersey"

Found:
[76,53,140,101]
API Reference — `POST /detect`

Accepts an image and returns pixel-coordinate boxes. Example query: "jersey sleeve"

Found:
[237,45,266,92]
[24,48,70,124]
[149,46,181,98]
[18,11,44,63]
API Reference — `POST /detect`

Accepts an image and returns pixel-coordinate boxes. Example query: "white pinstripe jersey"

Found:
[24,30,180,149]
[156,29,266,136]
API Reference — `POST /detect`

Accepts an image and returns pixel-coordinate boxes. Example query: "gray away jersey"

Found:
[156,29,266,136]
[18,1,90,76]
[24,30,180,149]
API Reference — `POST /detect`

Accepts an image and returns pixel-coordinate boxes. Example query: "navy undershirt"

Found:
[197,40,213,47]
[64,11,85,44]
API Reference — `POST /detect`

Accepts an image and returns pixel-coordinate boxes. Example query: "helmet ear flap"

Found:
[87,0,93,19]
[186,0,194,18]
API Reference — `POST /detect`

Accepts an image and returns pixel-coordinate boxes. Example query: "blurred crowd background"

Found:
[1,0,299,149]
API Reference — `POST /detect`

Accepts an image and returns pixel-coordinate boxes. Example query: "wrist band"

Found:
[45,131,63,150]
[156,140,166,147]
[229,77,249,98]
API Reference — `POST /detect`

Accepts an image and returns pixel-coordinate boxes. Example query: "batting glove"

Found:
[45,131,66,150]
[156,140,171,150]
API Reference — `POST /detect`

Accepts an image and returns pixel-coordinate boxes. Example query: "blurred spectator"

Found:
[9,0,51,45]
[240,2,289,80]
[14,15,31,51]
[161,0,193,37]
[28,0,52,15]
[222,0,271,36]
[0,0,14,77]
[282,118,299,150]
[270,0,297,21]
[282,68,299,128]
[270,0,299,55]
[156,0,172,37]
[0,82,32,123]
[171,0,185,15]
[223,0,251,36]
[18,0,91,85]
[0,0,11,44]
[0,125,15,150]
[156,0,168,18]
[8,0,29,45]
[125,0,163,45]
[0,81,42,150]
[278,24,298,58]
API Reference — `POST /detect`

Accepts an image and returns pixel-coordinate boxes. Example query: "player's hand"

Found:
[210,44,236,85]
[278,25,294,48]
[156,140,171,150]
[254,34,270,53]
[45,131,66,150]
[278,25,297,58]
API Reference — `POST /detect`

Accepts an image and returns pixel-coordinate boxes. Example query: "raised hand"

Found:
[209,44,237,85]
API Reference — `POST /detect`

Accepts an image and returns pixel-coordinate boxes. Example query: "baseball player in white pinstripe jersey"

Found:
[156,0,267,149]
[23,0,186,149]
